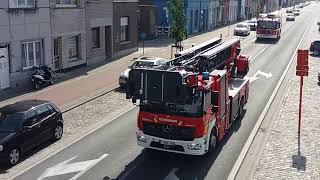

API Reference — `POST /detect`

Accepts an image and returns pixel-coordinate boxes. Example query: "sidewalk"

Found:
[235,22,320,179]
[0,22,241,111]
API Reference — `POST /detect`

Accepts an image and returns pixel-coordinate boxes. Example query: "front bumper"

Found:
[234,31,248,35]
[136,130,208,155]
[256,34,278,39]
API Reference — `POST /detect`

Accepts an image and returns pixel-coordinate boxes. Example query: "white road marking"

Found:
[37,154,108,180]
[249,70,273,83]
[250,45,270,62]
[228,9,315,180]
[164,168,179,180]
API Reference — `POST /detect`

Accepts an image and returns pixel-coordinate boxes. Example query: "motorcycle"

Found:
[31,66,56,90]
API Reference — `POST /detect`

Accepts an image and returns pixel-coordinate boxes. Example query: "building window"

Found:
[68,36,80,59]
[22,41,42,69]
[92,27,100,49]
[56,0,78,7]
[10,0,35,8]
[120,17,129,42]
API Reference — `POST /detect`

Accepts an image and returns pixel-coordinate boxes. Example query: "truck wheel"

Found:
[208,129,217,153]
[238,98,244,119]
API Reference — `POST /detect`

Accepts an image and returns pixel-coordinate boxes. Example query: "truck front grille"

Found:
[142,121,195,141]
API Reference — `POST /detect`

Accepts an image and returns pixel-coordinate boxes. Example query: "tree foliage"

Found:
[167,0,186,43]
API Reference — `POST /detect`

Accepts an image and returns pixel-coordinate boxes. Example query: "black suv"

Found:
[0,100,63,165]
[310,40,320,56]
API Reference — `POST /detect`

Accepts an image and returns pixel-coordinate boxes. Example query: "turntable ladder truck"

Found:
[126,38,250,155]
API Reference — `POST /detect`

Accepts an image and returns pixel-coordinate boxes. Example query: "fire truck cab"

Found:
[256,17,282,40]
[126,38,250,155]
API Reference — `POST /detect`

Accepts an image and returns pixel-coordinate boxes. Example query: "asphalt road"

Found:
[13,5,318,180]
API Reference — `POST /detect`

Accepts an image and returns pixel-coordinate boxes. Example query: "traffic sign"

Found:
[296,49,309,77]
[296,65,309,71]
[139,32,146,40]
[297,50,308,62]
[296,70,308,77]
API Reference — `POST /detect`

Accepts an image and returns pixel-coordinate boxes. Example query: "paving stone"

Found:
[253,44,320,179]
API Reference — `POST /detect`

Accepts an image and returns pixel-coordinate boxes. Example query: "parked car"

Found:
[286,13,296,21]
[293,9,300,16]
[259,13,268,18]
[286,8,293,13]
[234,23,251,36]
[247,18,257,31]
[0,100,63,166]
[119,57,167,88]
[310,40,320,56]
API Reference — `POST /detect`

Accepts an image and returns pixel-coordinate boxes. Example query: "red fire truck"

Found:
[126,38,250,155]
[256,17,282,40]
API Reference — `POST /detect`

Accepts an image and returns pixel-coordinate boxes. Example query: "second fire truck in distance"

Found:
[126,38,250,155]
[256,16,282,40]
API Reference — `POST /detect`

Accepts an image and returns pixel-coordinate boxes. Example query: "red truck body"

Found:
[127,38,250,155]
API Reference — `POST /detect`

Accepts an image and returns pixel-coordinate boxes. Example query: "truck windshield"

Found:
[257,21,278,29]
[140,90,204,117]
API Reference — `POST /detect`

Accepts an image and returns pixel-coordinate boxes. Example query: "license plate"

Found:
[159,140,175,146]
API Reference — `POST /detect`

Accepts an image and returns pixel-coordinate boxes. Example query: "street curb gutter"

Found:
[61,85,120,113]
[227,14,314,180]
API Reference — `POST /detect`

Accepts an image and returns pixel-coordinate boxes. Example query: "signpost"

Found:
[296,49,309,136]
[140,32,146,55]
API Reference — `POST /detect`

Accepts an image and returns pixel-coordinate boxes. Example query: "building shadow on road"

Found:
[103,110,246,180]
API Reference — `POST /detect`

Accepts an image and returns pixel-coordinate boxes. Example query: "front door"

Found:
[21,110,41,152]
[53,38,62,71]
[0,46,10,89]
[35,105,54,141]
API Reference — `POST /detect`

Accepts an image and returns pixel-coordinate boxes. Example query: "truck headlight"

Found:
[0,145,3,152]
[137,135,148,143]
[187,143,202,150]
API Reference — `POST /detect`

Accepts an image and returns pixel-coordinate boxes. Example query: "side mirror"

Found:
[236,48,241,56]
[128,65,133,69]
[132,97,137,104]
[211,106,219,113]
[21,126,31,133]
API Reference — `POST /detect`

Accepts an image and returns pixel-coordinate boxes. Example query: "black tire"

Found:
[8,148,20,166]
[238,98,245,119]
[53,123,63,141]
[34,82,40,90]
[314,50,320,56]
[208,129,217,153]
[50,78,54,85]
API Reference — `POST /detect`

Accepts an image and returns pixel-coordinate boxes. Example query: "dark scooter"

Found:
[31,66,56,90]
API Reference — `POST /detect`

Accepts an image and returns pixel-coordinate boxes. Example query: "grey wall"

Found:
[86,0,113,65]
[51,4,87,69]
[0,0,52,87]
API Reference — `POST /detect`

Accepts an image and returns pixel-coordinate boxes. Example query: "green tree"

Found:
[167,0,186,44]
